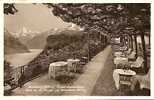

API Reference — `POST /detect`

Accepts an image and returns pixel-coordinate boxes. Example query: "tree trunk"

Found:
[99,33,103,49]
[132,35,135,51]
[105,36,108,46]
[103,35,105,46]
[130,35,133,50]
[149,34,150,46]
[127,35,130,49]
[88,32,90,61]
[134,35,138,58]
[104,36,106,46]
[140,33,148,73]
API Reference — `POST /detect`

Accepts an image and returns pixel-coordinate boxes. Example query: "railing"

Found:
[7,60,49,89]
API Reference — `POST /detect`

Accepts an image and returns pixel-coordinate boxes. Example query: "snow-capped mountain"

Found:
[11,24,83,38]
[66,23,84,31]
[7,24,85,49]
[12,26,40,38]
[26,24,84,49]
[4,29,29,54]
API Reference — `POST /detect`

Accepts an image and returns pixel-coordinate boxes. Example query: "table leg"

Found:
[53,66,56,79]
[75,63,77,72]
[48,69,51,79]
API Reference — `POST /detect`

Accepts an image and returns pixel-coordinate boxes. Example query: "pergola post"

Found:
[105,36,107,46]
[134,35,138,58]
[132,35,135,51]
[130,35,133,50]
[140,33,148,73]
[88,32,90,61]
[149,34,151,46]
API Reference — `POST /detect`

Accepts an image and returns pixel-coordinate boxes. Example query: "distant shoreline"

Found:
[4,49,43,67]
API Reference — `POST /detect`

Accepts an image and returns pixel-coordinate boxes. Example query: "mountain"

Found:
[25,28,57,49]
[26,29,106,77]
[4,29,29,54]
[26,24,83,49]
[12,27,40,45]
[9,24,84,49]
[13,27,40,38]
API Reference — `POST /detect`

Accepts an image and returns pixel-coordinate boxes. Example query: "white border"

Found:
[0,0,153,100]
[0,1,4,97]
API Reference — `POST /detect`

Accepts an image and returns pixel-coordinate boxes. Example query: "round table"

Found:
[113,69,136,90]
[116,69,136,76]
[48,61,68,79]
[114,57,128,68]
[67,59,80,72]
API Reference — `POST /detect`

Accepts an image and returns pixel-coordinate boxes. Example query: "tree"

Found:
[4,3,150,35]
[4,60,13,83]
[4,3,18,15]
[47,3,150,73]
[4,3,150,72]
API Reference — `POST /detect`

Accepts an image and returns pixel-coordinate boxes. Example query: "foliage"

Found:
[4,60,13,81]
[4,3,18,15]
[4,3,150,36]
[47,3,150,36]
[25,31,106,78]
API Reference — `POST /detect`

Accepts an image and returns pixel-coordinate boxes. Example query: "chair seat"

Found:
[114,57,128,65]
[132,69,150,89]
[119,81,131,85]
[128,51,136,60]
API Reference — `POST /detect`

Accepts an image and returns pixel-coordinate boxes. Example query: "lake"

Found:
[5,49,43,68]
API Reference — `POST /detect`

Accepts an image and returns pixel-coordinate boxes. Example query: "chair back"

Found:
[144,68,150,80]
[114,52,123,57]
[127,48,132,54]
[135,57,144,67]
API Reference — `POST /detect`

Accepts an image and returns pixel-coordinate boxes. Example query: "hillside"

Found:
[23,31,108,80]
[4,29,29,54]
[26,29,84,49]
[25,29,55,49]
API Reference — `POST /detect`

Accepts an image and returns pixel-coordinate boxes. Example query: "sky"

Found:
[4,4,71,34]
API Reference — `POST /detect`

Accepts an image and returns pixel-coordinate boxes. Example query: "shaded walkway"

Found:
[91,51,124,96]
[91,50,150,96]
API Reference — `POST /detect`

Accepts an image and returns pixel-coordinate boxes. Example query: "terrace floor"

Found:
[91,49,150,96]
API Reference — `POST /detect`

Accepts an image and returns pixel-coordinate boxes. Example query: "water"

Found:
[5,49,43,68]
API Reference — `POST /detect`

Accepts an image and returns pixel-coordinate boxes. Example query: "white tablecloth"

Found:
[48,61,68,79]
[67,59,80,63]
[49,61,68,67]
[113,69,136,90]
[114,57,128,65]
[128,51,136,59]
[67,59,80,72]
[114,52,123,57]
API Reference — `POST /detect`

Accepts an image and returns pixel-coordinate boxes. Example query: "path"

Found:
[91,49,150,96]
[91,51,124,96]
